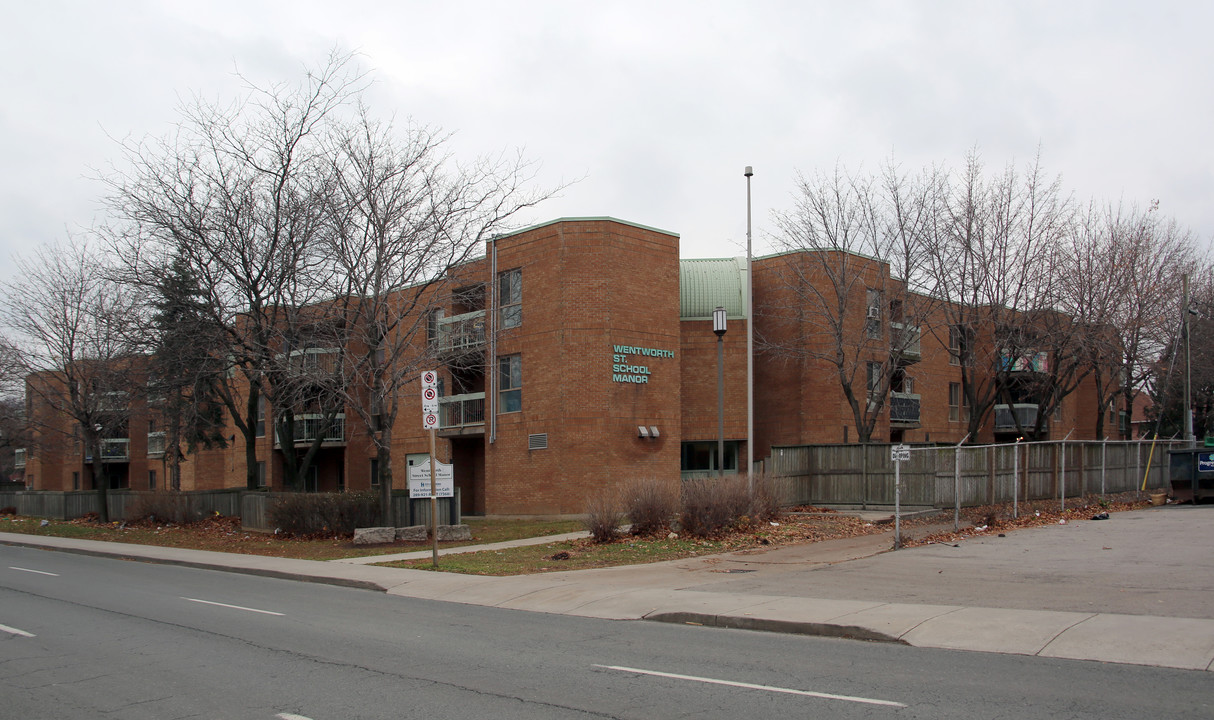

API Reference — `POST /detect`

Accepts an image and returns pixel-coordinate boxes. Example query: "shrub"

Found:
[126,492,202,525]
[679,475,751,537]
[621,477,679,536]
[747,474,784,523]
[583,486,624,543]
[0,506,16,515]
[268,491,380,536]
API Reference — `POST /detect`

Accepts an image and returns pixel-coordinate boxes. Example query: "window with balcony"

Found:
[499,268,522,329]
[499,354,522,413]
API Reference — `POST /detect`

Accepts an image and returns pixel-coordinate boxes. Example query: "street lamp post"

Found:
[744,166,754,496]
[713,306,727,478]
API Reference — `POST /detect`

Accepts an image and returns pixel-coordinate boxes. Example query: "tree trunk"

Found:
[90,439,109,523]
[378,441,393,527]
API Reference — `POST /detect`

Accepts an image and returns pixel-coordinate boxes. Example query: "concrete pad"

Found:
[830,602,963,639]
[495,583,630,613]
[383,573,501,601]
[568,589,684,620]
[1040,613,1214,671]
[902,607,1092,655]
[739,596,886,624]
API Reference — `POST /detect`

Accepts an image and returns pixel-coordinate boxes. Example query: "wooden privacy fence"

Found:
[768,439,1184,509]
[0,489,460,530]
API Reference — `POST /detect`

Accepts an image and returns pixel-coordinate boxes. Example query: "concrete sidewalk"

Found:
[3,505,1212,672]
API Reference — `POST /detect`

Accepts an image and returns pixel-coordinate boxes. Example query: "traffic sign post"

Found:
[420,370,440,566]
[890,445,910,548]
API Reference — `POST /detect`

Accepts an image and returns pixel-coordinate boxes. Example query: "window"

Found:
[72,471,80,490]
[499,354,522,413]
[148,469,157,490]
[256,461,266,488]
[370,458,380,486]
[681,441,738,473]
[256,396,266,438]
[949,383,961,422]
[866,362,883,402]
[148,417,158,434]
[949,325,971,366]
[499,268,522,329]
[865,289,882,339]
[427,308,445,346]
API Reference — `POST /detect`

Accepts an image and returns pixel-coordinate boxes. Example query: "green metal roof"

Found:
[680,258,747,319]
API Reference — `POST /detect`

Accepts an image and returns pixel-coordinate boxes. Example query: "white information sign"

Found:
[891,444,911,463]
[422,411,439,430]
[407,460,454,498]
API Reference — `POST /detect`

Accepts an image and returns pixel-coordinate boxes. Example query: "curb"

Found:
[0,538,388,593]
[644,611,908,644]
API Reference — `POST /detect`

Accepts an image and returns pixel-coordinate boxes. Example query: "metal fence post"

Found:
[1013,440,1020,519]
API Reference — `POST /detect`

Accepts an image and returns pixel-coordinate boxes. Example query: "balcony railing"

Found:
[97,391,129,412]
[274,413,346,446]
[890,322,921,363]
[14,448,26,469]
[147,432,166,458]
[999,351,1049,373]
[435,311,486,354]
[440,392,486,429]
[994,403,1046,433]
[85,438,130,463]
[889,392,921,425]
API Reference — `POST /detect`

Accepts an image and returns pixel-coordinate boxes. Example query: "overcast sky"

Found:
[3,0,1212,283]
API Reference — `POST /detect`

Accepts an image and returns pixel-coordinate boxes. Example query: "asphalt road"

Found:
[2,545,1211,719]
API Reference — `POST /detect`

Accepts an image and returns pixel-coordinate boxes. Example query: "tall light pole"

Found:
[713,306,728,478]
[744,166,754,496]
[1183,273,1195,447]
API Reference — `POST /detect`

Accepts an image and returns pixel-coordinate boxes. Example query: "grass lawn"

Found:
[379,515,878,574]
[0,514,584,562]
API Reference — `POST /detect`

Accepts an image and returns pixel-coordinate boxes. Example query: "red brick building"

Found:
[18,217,1114,515]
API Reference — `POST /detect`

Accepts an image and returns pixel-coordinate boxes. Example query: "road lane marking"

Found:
[276,714,314,720]
[181,597,284,616]
[0,623,36,638]
[594,665,906,708]
[9,566,60,576]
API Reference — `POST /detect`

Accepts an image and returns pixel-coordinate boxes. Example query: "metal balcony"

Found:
[994,403,1046,433]
[440,392,486,430]
[435,311,486,355]
[85,438,130,463]
[274,414,346,446]
[889,392,922,426]
[890,322,921,363]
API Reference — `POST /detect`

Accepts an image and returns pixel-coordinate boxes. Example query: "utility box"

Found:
[1167,449,1214,503]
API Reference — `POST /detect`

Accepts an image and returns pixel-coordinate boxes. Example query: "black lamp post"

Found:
[713,306,727,478]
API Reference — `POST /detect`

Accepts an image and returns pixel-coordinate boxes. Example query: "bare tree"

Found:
[321,107,553,523]
[0,238,142,520]
[103,51,365,490]
[923,151,1071,440]
[763,162,938,442]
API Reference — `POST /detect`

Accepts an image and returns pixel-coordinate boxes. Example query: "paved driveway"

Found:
[656,505,1214,618]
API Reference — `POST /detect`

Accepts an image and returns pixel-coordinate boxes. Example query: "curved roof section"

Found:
[680,258,747,319]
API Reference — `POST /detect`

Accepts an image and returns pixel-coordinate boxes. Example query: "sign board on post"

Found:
[407,460,454,498]
[421,369,439,430]
[891,445,911,463]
